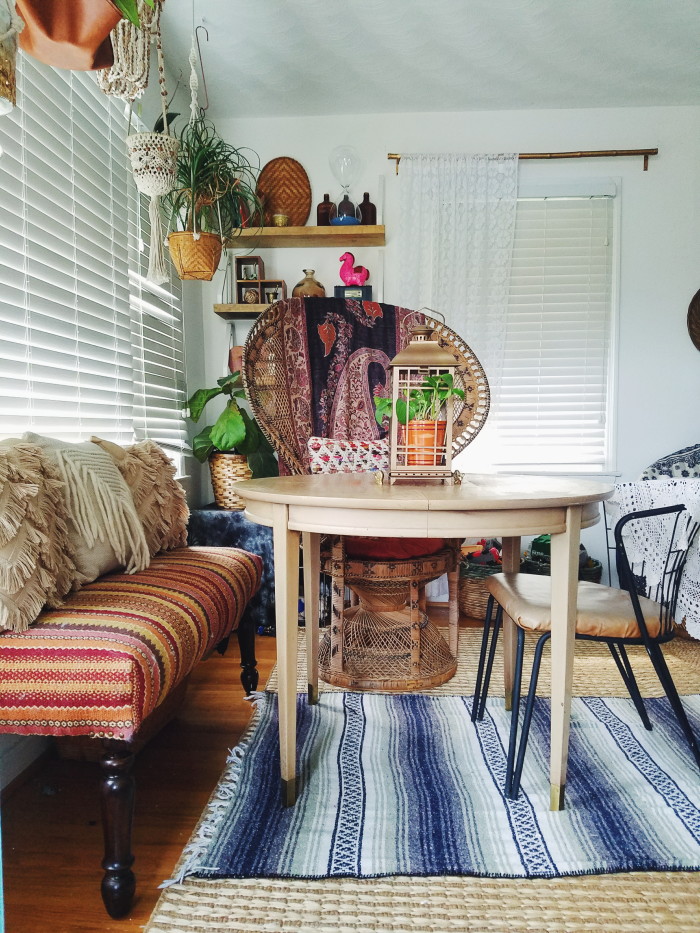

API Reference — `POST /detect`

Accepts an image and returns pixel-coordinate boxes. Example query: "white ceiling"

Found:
[159,0,700,120]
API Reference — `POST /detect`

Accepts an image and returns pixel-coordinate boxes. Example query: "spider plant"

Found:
[165,116,262,241]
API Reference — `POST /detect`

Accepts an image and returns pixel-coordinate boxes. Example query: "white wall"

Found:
[190,104,700,513]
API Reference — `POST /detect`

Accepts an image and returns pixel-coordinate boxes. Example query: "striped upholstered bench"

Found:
[0,546,262,918]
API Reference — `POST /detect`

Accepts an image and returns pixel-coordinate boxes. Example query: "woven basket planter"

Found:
[209,453,252,510]
[458,563,506,619]
[168,231,223,281]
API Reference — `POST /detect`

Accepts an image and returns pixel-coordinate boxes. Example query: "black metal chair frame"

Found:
[471,504,700,799]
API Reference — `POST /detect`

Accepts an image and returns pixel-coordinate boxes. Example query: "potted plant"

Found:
[187,371,278,509]
[374,373,465,466]
[165,116,262,281]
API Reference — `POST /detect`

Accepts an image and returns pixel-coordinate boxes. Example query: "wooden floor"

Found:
[3,609,468,932]
[2,633,279,933]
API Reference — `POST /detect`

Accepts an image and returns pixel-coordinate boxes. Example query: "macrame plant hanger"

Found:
[127,32,179,284]
[186,25,221,243]
[96,0,161,101]
[102,0,179,285]
[0,0,24,114]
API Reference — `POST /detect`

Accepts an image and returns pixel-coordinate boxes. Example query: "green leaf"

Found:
[232,410,259,455]
[210,404,246,451]
[111,0,142,26]
[247,446,279,478]
[192,427,215,463]
[187,387,223,422]
[217,372,242,391]
[374,396,393,424]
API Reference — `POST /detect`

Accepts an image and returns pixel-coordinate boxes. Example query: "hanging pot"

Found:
[168,231,223,281]
[16,0,121,71]
[126,132,179,197]
[125,31,177,286]
[406,420,447,466]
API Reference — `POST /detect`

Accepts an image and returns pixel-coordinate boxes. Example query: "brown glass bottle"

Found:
[316,193,332,226]
[359,192,376,225]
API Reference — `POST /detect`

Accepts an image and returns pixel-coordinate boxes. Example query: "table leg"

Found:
[549,505,582,811]
[501,536,521,711]
[447,567,459,657]
[302,531,321,704]
[272,504,301,807]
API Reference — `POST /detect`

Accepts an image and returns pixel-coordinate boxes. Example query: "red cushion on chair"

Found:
[344,537,446,560]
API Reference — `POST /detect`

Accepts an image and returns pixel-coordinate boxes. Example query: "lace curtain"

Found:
[396,152,519,391]
[397,153,518,601]
[606,481,700,640]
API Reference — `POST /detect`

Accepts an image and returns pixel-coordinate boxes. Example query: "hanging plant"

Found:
[165,116,262,281]
[125,26,179,285]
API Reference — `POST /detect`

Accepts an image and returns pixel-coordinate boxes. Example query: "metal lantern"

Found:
[386,323,462,484]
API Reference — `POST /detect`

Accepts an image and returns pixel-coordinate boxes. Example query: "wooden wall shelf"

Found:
[214,303,268,320]
[225,225,385,249]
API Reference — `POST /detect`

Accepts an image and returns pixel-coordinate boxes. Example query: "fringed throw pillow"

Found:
[0,443,77,631]
[91,437,189,557]
[23,433,150,585]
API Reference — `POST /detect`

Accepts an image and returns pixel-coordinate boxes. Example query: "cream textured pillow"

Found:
[23,433,150,585]
[91,437,189,557]
[0,443,77,631]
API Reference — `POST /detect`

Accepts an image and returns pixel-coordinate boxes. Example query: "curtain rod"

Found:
[387,148,659,174]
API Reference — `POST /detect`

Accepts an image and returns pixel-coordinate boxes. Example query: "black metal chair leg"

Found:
[647,642,700,770]
[472,594,495,722]
[607,641,652,730]
[504,627,525,797]
[509,632,550,799]
[477,606,503,721]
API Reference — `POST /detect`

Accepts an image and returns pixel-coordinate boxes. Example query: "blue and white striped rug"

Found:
[172,692,700,882]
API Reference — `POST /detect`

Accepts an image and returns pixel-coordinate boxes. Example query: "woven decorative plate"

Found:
[688,288,700,352]
[256,157,312,227]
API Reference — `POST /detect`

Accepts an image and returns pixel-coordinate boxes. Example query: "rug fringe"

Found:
[160,692,269,888]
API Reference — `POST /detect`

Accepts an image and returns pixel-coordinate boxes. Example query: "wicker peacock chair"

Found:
[243,297,490,690]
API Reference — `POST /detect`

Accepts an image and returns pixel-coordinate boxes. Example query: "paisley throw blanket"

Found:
[277,298,423,471]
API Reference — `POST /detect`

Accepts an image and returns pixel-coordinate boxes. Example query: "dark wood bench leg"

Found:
[100,739,136,919]
[237,617,259,694]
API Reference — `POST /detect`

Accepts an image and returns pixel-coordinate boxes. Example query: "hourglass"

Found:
[328,145,362,225]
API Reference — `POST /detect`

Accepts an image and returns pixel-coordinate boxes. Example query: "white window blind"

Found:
[492,196,615,471]
[128,193,187,458]
[0,55,187,454]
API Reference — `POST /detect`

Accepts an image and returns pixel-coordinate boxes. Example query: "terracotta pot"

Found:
[406,420,447,466]
[168,231,223,281]
[17,0,121,71]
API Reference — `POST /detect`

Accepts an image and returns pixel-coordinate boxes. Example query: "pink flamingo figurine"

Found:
[339,252,370,286]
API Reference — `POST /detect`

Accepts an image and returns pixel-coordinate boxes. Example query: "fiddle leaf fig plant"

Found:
[187,372,278,478]
[374,373,465,425]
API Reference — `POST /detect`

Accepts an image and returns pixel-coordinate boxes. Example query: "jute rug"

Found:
[146,629,700,933]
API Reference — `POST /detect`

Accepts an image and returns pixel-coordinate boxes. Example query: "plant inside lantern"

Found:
[373,324,466,482]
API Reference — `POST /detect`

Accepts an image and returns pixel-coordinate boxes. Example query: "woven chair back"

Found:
[243,297,490,474]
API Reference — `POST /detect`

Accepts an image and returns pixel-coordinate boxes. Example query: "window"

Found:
[0,55,187,456]
[488,194,615,472]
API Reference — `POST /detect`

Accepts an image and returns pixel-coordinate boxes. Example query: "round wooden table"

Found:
[236,472,614,810]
